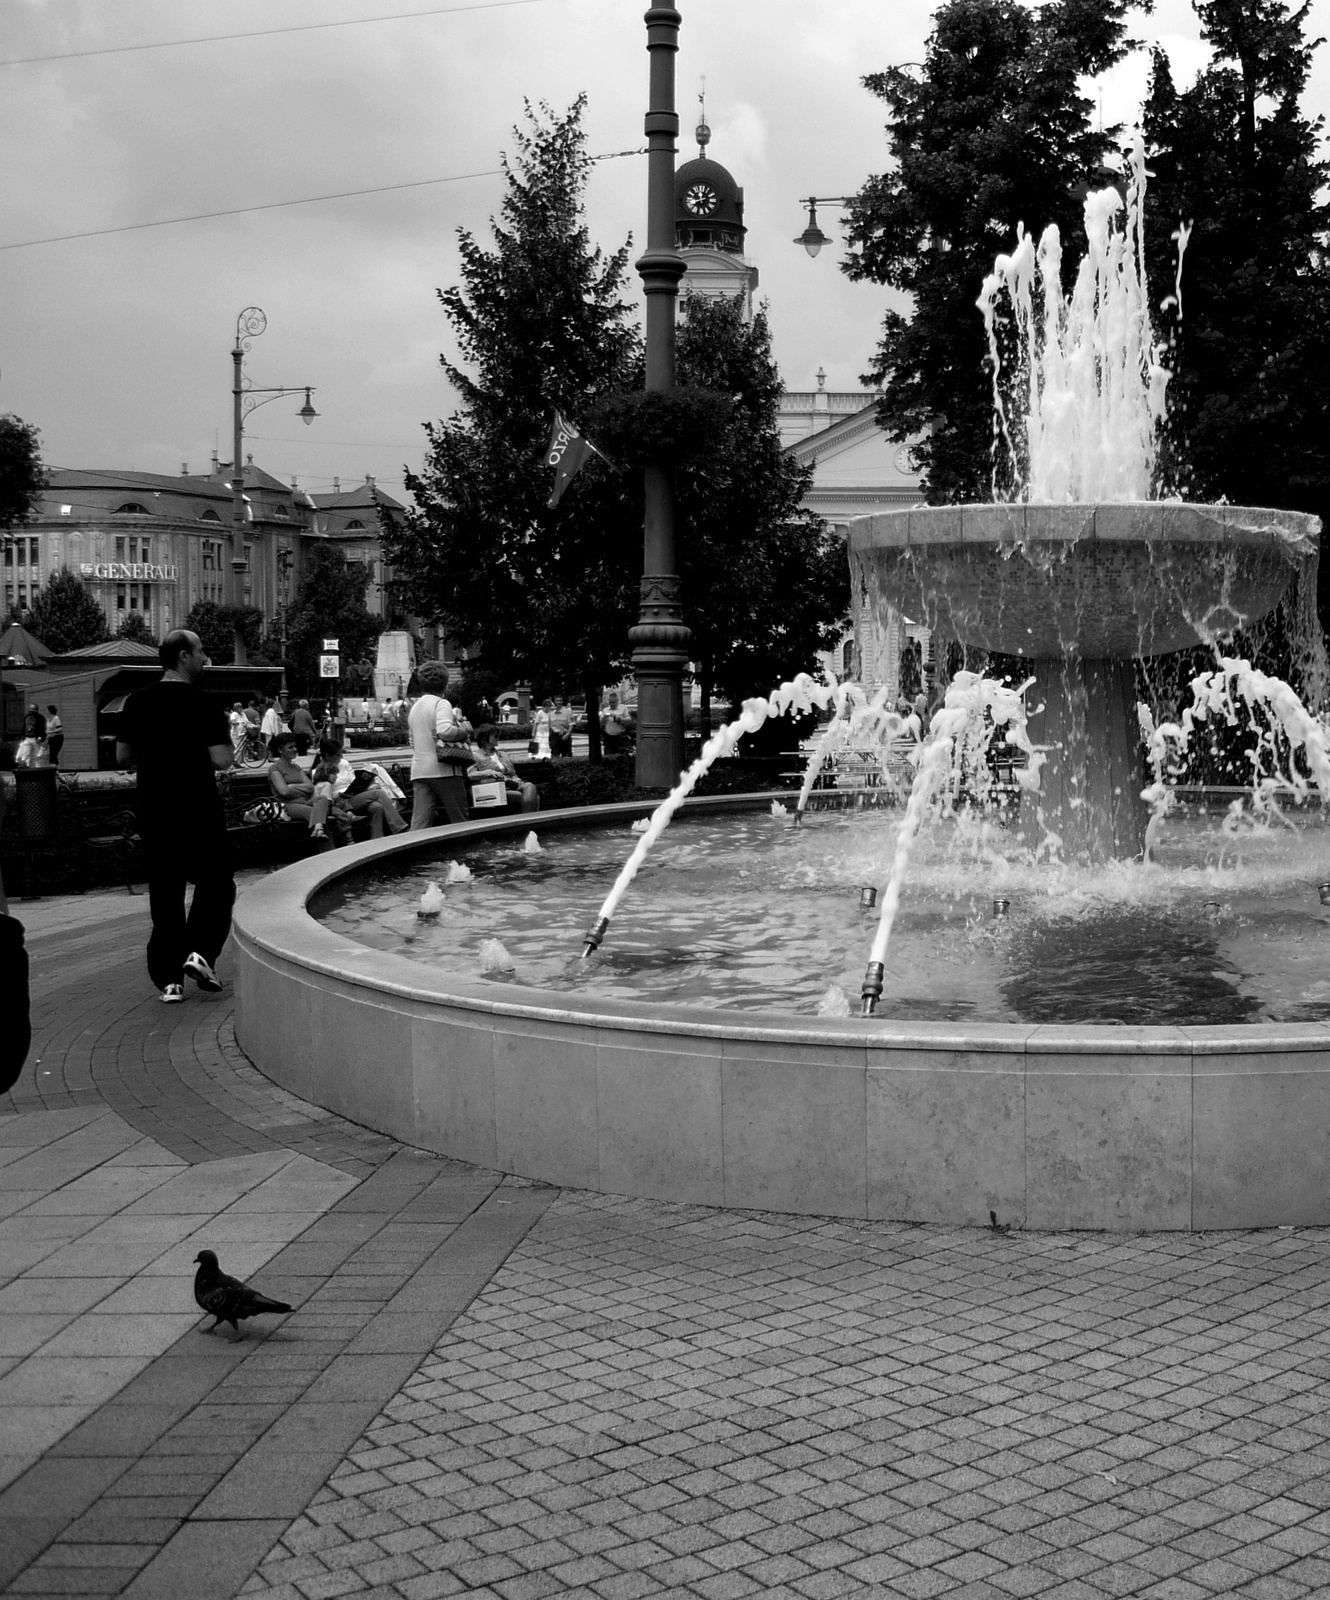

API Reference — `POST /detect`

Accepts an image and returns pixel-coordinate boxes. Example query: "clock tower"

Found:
[674,103,759,316]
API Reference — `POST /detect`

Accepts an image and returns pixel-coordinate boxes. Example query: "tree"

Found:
[26,568,110,654]
[673,293,849,716]
[384,97,643,725]
[182,600,266,666]
[1142,0,1330,632]
[116,610,157,646]
[0,415,45,542]
[283,545,382,695]
[842,0,1141,502]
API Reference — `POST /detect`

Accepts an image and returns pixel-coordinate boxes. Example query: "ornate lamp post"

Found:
[631,3,691,788]
[230,307,317,665]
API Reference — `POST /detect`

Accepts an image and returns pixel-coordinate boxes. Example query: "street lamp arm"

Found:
[793,196,859,258]
[240,384,317,418]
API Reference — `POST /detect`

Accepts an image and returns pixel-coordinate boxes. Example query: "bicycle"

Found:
[235,726,270,768]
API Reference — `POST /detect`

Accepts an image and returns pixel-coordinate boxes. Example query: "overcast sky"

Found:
[2,0,1326,503]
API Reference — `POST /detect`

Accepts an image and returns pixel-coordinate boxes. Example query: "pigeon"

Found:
[193,1249,293,1340]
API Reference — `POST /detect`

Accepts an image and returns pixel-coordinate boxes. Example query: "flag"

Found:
[545,411,594,508]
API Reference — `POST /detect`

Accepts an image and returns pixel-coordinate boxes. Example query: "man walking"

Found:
[116,630,236,1003]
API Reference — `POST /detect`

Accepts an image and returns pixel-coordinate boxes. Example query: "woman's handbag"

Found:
[435,741,474,768]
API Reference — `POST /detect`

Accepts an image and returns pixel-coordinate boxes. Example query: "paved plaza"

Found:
[4,883,1330,1599]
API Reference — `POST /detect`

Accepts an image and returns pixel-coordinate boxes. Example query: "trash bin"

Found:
[13,766,60,841]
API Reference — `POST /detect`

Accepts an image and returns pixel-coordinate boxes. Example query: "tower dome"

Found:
[673,97,758,315]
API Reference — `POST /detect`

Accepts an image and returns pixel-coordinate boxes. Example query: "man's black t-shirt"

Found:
[121,680,229,841]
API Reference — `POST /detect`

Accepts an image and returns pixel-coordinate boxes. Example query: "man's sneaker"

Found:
[183,952,223,993]
[160,983,185,1004]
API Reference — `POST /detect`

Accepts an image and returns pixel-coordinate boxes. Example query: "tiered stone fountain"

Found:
[851,501,1320,859]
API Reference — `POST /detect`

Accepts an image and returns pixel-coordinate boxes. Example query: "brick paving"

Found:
[6,886,1330,1597]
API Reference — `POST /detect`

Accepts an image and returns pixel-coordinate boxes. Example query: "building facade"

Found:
[674,107,759,316]
[9,461,407,640]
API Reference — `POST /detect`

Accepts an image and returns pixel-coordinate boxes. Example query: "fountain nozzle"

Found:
[859,885,878,910]
[581,915,610,960]
[1319,884,1330,906]
[792,807,804,828]
[993,897,1010,918]
[860,961,885,1016]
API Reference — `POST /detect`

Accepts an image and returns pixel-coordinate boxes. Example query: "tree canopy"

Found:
[673,292,848,711]
[1142,0,1330,602]
[841,0,1142,503]
[182,600,266,666]
[386,97,642,704]
[26,568,110,654]
[283,544,382,694]
[0,414,46,538]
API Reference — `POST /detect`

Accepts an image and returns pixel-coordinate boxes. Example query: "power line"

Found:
[0,0,564,68]
[0,148,644,252]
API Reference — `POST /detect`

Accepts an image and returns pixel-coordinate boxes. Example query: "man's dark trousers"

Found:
[145,835,236,990]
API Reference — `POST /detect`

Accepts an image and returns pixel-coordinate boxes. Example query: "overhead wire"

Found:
[0,0,565,68]
[0,149,645,251]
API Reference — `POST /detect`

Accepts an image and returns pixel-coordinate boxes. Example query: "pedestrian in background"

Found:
[14,710,47,768]
[548,696,573,758]
[290,699,317,756]
[116,629,235,1004]
[260,698,285,743]
[407,662,473,828]
[45,705,63,767]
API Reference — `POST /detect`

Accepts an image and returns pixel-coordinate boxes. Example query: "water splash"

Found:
[978,134,1170,502]
[446,861,473,884]
[418,882,445,919]
[1143,655,1330,862]
[583,672,841,956]
[793,681,910,821]
[523,832,543,855]
[478,937,515,974]
[861,672,1042,1013]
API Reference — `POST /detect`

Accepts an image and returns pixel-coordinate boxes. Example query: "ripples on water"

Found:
[310,809,1330,1025]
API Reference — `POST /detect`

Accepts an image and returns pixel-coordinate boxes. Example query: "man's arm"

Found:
[209,743,235,771]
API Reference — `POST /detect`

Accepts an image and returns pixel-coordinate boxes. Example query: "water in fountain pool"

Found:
[310,808,1330,1025]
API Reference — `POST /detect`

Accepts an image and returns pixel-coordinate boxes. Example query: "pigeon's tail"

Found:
[245,1292,294,1315]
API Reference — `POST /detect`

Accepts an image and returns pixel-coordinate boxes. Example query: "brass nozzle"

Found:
[860,960,885,1016]
[581,915,610,960]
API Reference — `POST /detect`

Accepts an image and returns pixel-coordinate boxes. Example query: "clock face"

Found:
[894,446,918,475]
[684,183,718,216]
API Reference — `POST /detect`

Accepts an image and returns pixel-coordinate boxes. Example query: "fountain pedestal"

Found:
[1019,657,1145,861]
[849,502,1320,862]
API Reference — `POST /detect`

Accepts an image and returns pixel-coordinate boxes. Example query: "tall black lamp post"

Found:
[230,307,318,666]
[631,3,691,788]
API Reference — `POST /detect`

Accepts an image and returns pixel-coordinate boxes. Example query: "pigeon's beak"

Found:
[193,1253,204,1263]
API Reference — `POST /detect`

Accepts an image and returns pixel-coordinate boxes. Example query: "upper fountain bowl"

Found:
[849,503,1321,659]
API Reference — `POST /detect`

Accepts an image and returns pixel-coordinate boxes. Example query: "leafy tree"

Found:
[673,292,849,717]
[115,610,157,646]
[283,545,382,695]
[842,0,1140,502]
[0,414,45,536]
[385,96,643,738]
[182,600,265,666]
[25,568,110,654]
[1142,0,1330,634]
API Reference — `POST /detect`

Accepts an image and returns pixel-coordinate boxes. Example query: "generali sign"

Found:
[80,562,179,582]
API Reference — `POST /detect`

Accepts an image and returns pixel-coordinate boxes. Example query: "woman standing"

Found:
[532,699,552,761]
[14,710,48,769]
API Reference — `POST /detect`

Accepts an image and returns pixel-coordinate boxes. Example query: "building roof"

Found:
[49,639,160,662]
[309,479,406,513]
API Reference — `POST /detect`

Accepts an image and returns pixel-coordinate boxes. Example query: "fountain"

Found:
[231,139,1330,1232]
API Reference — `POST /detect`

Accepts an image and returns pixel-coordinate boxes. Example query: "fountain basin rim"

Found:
[233,795,1330,1056]
[846,501,1321,553]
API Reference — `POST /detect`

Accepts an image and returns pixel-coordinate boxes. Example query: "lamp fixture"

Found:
[794,196,855,258]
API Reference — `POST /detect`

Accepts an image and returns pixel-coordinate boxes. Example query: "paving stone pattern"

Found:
[244,1196,1330,1600]
[8,887,1330,1598]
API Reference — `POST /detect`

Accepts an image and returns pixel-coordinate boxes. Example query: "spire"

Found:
[696,77,710,157]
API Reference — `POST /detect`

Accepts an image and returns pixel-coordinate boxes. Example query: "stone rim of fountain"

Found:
[232,799,1330,1230]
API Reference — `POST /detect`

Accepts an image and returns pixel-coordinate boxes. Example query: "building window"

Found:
[114,502,149,515]
[114,536,126,560]
[27,537,39,569]
[199,509,221,522]
[116,585,127,610]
